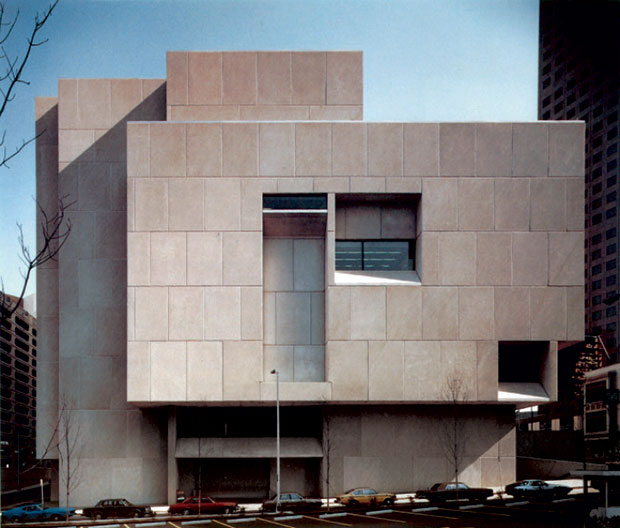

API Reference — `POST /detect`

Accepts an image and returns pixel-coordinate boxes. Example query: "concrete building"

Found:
[539,0,620,352]
[36,50,585,506]
[1,294,38,490]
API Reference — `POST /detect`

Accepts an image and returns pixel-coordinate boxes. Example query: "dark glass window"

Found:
[586,410,607,434]
[263,194,327,210]
[593,264,602,276]
[607,207,617,219]
[607,244,617,256]
[593,311,602,321]
[608,175,617,187]
[607,275,617,287]
[607,306,617,317]
[607,259,617,271]
[607,228,617,240]
[608,191,617,203]
[593,214,602,226]
[593,295,602,306]
[592,249,602,260]
[608,322,617,332]
[592,198,603,210]
[593,183,603,194]
[593,280,602,290]
[335,240,414,271]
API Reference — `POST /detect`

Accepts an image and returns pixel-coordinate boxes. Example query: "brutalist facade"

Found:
[36,51,584,505]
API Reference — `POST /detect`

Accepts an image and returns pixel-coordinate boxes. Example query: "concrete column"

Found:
[167,407,178,504]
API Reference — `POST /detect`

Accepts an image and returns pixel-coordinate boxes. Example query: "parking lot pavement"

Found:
[3,496,595,528]
[128,501,585,528]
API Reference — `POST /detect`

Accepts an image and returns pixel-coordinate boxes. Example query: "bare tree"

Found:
[57,397,81,521]
[0,0,59,168]
[441,372,469,499]
[0,0,67,322]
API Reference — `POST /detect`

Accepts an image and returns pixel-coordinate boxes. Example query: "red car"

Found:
[169,496,238,515]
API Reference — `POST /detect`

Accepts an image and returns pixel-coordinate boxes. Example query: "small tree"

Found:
[441,372,469,499]
[57,398,82,521]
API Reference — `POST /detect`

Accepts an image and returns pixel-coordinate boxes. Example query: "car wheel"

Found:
[132,510,142,518]
[383,498,394,506]
[348,500,359,508]
[51,514,63,521]
[9,516,20,523]
[224,508,232,515]
[182,509,190,516]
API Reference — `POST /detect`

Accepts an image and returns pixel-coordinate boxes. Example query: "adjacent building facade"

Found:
[539,0,620,352]
[36,51,585,506]
[1,294,38,490]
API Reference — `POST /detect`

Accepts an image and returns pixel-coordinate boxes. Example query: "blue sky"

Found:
[0,0,539,298]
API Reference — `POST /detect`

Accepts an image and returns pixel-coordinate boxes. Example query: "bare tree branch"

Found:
[0,0,58,168]
[0,196,72,323]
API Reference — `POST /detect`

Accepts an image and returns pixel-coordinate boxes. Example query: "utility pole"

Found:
[271,369,280,514]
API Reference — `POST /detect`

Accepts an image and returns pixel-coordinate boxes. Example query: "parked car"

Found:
[83,498,153,519]
[262,492,323,512]
[415,482,494,503]
[504,480,571,501]
[169,496,238,515]
[335,488,395,507]
[1,503,76,522]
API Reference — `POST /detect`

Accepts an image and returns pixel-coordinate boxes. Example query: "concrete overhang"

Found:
[498,382,550,405]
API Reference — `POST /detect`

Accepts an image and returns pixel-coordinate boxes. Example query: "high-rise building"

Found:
[36,50,584,506]
[539,0,620,352]
[0,294,38,489]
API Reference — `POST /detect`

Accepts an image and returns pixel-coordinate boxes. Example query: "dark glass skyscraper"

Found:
[539,0,620,352]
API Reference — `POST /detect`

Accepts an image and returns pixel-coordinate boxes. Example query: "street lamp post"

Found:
[271,369,280,514]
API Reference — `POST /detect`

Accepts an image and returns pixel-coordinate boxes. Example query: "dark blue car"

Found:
[505,480,571,501]
[1,503,76,523]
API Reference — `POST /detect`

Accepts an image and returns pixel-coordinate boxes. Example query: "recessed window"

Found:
[335,193,418,278]
[607,275,617,286]
[263,194,327,210]
[607,228,617,240]
[335,240,414,271]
